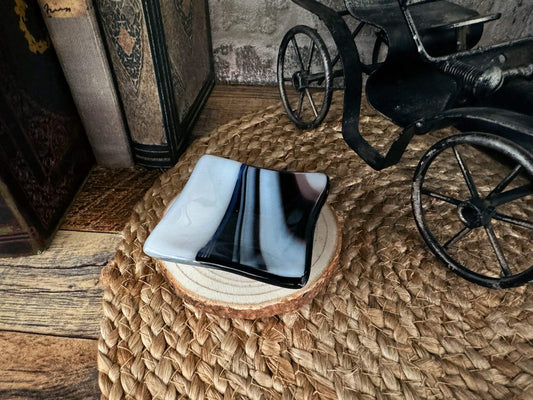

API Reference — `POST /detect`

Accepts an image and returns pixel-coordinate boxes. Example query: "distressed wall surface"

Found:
[208,0,533,85]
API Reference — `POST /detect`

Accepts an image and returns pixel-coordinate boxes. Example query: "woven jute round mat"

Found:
[98,96,533,400]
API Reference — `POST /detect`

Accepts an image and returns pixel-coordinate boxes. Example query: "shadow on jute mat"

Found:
[97,98,533,400]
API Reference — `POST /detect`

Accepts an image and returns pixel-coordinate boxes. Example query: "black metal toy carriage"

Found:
[277,0,533,288]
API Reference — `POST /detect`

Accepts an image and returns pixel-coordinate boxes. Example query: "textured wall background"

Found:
[208,0,533,85]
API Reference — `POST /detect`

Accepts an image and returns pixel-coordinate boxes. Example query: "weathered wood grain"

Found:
[192,84,280,140]
[62,166,161,233]
[0,331,99,399]
[0,230,122,338]
[1,230,122,268]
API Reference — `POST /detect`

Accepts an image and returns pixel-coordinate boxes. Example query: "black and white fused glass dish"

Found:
[143,155,329,288]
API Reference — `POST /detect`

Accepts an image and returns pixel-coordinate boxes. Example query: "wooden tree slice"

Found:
[158,205,341,319]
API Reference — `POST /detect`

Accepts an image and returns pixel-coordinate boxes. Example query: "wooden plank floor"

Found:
[0,85,280,399]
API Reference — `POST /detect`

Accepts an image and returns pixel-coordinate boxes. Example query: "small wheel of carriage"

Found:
[412,133,533,288]
[277,25,333,129]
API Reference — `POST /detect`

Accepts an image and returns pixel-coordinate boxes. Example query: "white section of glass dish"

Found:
[258,169,306,278]
[143,155,242,264]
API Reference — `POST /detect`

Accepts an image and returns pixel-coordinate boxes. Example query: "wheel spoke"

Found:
[291,37,306,70]
[331,21,365,68]
[484,223,512,276]
[306,40,315,73]
[487,165,523,199]
[352,21,365,39]
[296,91,305,118]
[305,89,318,117]
[331,52,340,68]
[443,226,472,249]
[488,184,533,207]
[421,188,462,205]
[372,35,384,65]
[453,146,479,198]
[493,212,533,230]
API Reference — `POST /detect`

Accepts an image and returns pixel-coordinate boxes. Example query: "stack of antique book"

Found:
[39,0,215,168]
[0,0,214,255]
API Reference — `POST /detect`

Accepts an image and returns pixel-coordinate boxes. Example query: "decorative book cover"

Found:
[95,0,215,168]
[37,0,134,168]
[0,0,94,256]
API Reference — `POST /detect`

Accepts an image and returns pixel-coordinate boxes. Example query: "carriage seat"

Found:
[365,35,533,128]
[345,0,500,56]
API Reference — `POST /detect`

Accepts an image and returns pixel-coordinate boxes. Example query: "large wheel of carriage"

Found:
[278,25,333,129]
[412,133,533,288]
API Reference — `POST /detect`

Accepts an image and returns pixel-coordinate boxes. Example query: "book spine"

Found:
[157,0,215,148]
[95,0,169,168]
[0,0,94,255]
[95,0,214,168]
[141,0,183,164]
[38,0,134,168]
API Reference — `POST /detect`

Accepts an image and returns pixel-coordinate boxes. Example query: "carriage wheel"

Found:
[278,25,333,129]
[412,133,533,288]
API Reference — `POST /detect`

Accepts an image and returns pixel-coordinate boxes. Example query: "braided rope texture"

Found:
[98,99,533,400]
